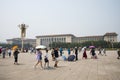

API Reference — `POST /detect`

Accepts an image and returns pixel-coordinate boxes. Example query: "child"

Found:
[51,48,55,61]
[44,49,49,68]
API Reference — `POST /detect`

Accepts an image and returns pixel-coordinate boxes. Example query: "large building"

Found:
[6,32,118,48]
[6,38,36,47]
[36,34,76,47]
[103,32,118,42]
[36,32,118,47]
[76,36,104,43]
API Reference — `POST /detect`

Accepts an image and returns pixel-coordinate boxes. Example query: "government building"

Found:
[36,32,118,47]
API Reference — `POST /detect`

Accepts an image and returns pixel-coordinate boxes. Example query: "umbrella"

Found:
[82,46,87,51]
[89,46,95,48]
[12,46,18,50]
[36,45,46,49]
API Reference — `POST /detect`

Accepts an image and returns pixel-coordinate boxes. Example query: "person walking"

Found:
[51,48,55,61]
[0,48,2,56]
[44,49,49,68]
[98,48,102,56]
[34,49,43,69]
[103,48,107,56]
[90,48,97,59]
[59,47,63,56]
[54,48,59,67]
[75,47,78,60]
[82,48,87,59]
[13,49,20,65]
[117,49,120,59]
[68,48,71,56]
[2,48,6,58]
[8,48,12,57]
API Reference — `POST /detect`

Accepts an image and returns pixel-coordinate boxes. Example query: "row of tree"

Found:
[0,43,32,49]
[49,40,120,49]
[0,40,120,49]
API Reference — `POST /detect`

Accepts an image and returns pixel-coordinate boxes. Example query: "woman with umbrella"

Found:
[89,46,97,59]
[34,48,43,69]
[13,48,20,65]
[82,48,87,59]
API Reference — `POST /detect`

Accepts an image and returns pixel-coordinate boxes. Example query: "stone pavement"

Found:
[0,50,120,80]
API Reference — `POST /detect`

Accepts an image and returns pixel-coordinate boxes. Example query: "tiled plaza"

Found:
[0,50,120,80]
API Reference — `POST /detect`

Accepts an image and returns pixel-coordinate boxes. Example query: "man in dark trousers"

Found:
[54,48,59,67]
[13,49,20,65]
[75,47,78,60]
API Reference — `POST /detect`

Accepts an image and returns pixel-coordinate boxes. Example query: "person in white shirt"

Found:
[44,49,49,68]
[8,48,12,57]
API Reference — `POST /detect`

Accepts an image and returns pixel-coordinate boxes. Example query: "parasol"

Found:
[89,46,95,49]
[12,46,18,50]
[36,45,46,49]
[82,46,87,51]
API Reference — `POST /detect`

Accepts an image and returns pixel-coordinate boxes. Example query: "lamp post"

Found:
[110,40,114,49]
[18,23,28,52]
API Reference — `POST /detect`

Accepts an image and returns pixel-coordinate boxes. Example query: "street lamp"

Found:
[18,23,28,52]
[110,40,114,49]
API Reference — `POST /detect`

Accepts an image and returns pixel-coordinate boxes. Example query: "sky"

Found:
[0,0,120,42]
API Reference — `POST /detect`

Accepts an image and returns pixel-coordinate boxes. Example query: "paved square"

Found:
[0,50,120,80]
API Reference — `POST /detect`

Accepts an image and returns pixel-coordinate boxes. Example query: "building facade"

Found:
[36,34,76,47]
[36,32,118,47]
[76,36,104,43]
[103,32,118,42]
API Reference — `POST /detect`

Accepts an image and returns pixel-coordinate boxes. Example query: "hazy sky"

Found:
[0,0,120,42]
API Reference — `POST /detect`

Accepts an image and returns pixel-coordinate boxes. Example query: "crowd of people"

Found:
[33,46,120,69]
[0,48,20,65]
[0,46,120,70]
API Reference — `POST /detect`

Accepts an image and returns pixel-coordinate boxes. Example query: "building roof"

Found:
[104,32,118,36]
[36,34,76,38]
[77,35,103,38]
[6,38,36,41]
[6,38,21,41]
